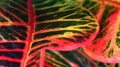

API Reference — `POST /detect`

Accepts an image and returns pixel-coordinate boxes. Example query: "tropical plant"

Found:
[0,0,120,67]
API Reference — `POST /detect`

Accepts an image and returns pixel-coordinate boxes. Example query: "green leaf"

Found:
[0,0,99,67]
[1,0,120,67]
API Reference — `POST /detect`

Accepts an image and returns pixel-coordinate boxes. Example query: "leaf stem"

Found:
[40,49,46,67]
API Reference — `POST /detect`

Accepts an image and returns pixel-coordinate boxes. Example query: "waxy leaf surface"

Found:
[83,2,120,63]
[0,0,99,67]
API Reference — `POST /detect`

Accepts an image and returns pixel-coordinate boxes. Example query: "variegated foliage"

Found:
[0,0,120,67]
[83,0,120,63]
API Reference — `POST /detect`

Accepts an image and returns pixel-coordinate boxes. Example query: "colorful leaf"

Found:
[0,0,99,67]
[44,49,99,67]
[83,1,120,63]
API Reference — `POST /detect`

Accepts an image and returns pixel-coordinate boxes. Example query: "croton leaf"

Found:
[44,49,99,67]
[83,1,120,63]
[0,0,99,67]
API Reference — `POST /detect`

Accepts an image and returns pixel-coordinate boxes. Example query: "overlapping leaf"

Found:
[1,0,120,67]
[83,2,120,63]
[45,49,99,67]
[27,0,99,67]
[0,0,99,67]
